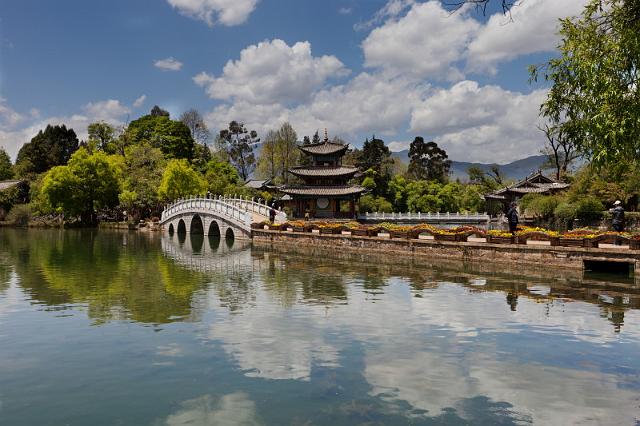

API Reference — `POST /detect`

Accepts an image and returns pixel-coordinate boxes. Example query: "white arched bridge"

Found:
[160,196,286,239]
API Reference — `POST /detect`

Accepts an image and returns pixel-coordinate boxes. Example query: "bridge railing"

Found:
[358,211,490,223]
[224,196,287,223]
[161,196,252,227]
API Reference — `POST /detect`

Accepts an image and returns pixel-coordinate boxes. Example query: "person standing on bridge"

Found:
[506,202,519,235]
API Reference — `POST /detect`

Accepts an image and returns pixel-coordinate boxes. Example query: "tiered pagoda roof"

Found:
[280,185,365,197]
[288,165,358,179]
[485,170,570,200]
[298,141,349,156]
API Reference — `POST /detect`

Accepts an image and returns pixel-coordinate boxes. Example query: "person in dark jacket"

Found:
[506,202,519,234]
[610,200,625,232]
[269,205,276,223]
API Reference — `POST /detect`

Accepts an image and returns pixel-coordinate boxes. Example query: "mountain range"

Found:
[390,151,548,181]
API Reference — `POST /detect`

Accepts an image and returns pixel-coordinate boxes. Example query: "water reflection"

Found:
[1,229,640,424]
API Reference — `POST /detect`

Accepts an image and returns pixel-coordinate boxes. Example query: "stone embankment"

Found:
[252,229,640,272]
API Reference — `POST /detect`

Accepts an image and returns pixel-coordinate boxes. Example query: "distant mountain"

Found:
[390,151,549,181]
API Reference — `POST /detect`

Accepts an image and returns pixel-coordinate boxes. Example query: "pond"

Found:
[0,229,639,425]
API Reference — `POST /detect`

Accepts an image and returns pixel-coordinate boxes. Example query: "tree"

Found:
[539,124,579,181]
[126,114,195,160]
[257,130,278,181]
[158,159,207,201]
[0,148,13,180]
[531,0,640,166]
[15,124,79,176]
[180,109,211,146]
[87,122,116,153]
[275,122,298,185]
[219,121,259,181]
[119,144,166,219]
[204,158,240,196]
[408,137,451,183]
[150,105,170,117]
[356,137,393,197]
[467,165,505,191]
[41,147,122,224]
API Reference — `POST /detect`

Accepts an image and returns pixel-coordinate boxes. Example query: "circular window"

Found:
[316,198,329,209]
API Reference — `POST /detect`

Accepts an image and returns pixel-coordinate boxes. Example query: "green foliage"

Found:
[158,159,207,201]
[120,144,166,218]
[87,122,117,153]
[520,194,561,220]
[574,196,604,221]
[6,204,31,226]
[408,137,451,183]
[256,122,299,184]
[41,147,122,224]
[358,194,393,213]
[0,148,13,180]
[0,185,21,218]
[356,137,393,197]
[127,114,195,160]
[15,124,79,176]
[219,121,258,181]
[532,0,640,165]
[554,202,577,223]
[204,158,240,196]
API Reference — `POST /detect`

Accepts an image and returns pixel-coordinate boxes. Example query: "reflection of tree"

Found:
[0,259,11,294]
[0,230,208,324]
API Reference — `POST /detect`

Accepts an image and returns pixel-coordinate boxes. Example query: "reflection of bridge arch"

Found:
[161,234,255,275]
[160,196,286,240]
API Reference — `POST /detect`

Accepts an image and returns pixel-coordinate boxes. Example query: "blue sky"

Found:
[0,0,587,163]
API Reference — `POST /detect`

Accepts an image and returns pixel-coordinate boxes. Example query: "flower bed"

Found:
[516,230,559,246]
[486,230,514,244]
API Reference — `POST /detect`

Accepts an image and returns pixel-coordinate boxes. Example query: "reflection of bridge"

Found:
[161,233,256,274]
[160,196,286,239]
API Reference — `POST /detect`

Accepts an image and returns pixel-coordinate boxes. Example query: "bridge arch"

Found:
[190,214,204,234]
[225,227,235,241]
[208,221,221,237]
[177,219,186,235]
[168,223,174,235]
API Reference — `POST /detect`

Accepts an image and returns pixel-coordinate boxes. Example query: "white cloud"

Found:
[0,99,130,160]
[154,57,183,71]
[388,140,411,152]
[0,98,25,127]
[195,39,349,105]
[338,7,352,15]
[467,0,588,73]
[355,0,415,31]
[133,95,147,108]
[362,1,479,79]
[206,72,428,140]
[410,80,547,163]
[167,0,258,26]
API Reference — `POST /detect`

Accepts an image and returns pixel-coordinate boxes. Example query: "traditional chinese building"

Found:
[280,133,364,219]
[484,170,570,213]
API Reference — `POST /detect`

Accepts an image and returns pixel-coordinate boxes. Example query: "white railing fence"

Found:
[358,211,490,223]
[161,195,286,226]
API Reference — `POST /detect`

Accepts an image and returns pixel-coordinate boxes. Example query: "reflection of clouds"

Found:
[0,273,22,323]
[157,343,183,357]
[364,349,640,425]
[164,392,261,426]
[209,290,339,380]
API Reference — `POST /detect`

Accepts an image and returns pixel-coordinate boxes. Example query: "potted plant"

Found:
[486,230,514,244]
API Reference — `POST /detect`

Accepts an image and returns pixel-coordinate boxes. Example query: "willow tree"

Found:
[531,0,640,166]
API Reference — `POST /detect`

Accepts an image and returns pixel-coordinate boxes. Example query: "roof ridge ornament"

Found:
[324,128,328,142]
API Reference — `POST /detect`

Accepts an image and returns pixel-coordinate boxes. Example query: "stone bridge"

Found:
[160,196,286,240]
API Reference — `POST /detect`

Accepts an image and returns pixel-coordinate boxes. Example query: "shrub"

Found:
[574,197,604,222]
[6,204,31,226]
[525,195,560,219]
[554,202,577,223]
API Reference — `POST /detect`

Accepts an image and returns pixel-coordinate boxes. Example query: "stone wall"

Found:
[252,230,640,271]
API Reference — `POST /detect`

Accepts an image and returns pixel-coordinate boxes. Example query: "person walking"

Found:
[506,202,519,235]
[610,200,625,232]
[269,204,276,223]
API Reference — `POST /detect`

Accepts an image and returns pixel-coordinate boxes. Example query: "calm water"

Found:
[1,229,640,425]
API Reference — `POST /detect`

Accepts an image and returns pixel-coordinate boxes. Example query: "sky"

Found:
[0,0,588,163]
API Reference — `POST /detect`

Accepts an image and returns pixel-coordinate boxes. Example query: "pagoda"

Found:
[280,131,364,219]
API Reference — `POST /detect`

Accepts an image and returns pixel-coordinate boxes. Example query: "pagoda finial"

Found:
[324,128,328,142]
